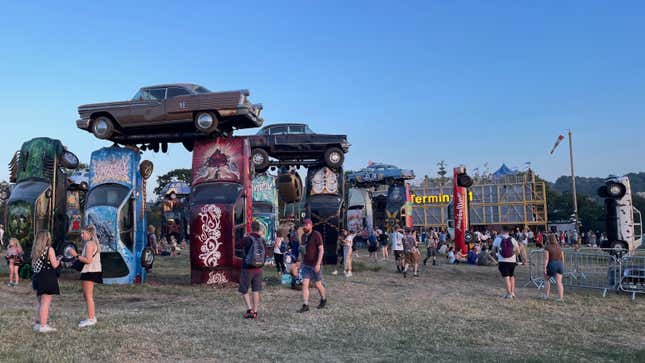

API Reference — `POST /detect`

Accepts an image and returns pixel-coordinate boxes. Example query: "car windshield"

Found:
[191,182,242,205]
[86,184,130,209]
[193,86,211,93]
[253,202,274,214]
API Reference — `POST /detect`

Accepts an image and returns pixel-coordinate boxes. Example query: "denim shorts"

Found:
[546,260,564,277]
[300,264,323,282]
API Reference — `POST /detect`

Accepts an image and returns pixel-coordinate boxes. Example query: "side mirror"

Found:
[140,160,154,180]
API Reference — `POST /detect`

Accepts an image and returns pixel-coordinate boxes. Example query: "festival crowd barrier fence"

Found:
[527,248,645,300]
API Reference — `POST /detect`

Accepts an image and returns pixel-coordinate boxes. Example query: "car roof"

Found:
[141,83,202,90]
[260,123,309,129]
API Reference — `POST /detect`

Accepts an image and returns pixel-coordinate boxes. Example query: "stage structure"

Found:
[409,166,548,231]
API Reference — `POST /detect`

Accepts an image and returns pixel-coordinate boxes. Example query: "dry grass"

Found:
[0,251,644,363]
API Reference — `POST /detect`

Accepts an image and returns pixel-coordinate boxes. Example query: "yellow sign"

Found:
[410,192,473,204]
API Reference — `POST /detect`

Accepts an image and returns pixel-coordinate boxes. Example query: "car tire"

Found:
[457,174,474,188]
[324,147,344,169]
[251,148,270,173]
[182,140,194,152]
[194,111,219,134]
[91,116,115,139]
[605,181,626,199]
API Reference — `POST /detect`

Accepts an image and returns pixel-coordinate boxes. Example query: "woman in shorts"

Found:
[70,225,103,328]
[543,234,564,301]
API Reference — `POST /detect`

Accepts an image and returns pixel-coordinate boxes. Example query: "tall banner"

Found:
[453,167,468,254]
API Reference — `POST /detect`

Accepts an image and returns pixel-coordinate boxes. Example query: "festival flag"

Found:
[550,135,565,154]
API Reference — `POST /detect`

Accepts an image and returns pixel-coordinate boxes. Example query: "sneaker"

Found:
[32,323,41,332]
[7,282,12,287]
[403,270,407,278]
[414,273,419,278]
[78,318,97,328]
[502,294,513,299]
[542,294,548,300]
[38,325,56,333]
[432,260,436,266]
[243,309,255,319]
[317,299,327,309]
[298,304,310,313]
[331,270,338,275]
[346,272,352,277]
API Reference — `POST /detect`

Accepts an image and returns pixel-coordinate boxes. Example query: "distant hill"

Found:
[550,172,645,201]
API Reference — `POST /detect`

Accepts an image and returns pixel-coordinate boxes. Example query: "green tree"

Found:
[154,169,192,198]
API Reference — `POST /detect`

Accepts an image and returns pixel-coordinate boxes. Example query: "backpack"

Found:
[500,237,514,258]
[244,235,266,268]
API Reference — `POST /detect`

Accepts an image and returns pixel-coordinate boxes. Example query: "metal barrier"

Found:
[527,249,621,297]
[618,255,645,300]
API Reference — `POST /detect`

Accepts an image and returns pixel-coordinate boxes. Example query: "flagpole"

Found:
[568,129,579,241]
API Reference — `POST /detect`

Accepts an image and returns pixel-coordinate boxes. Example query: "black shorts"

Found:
[80,272,103,284]
[498,262,516,278]
[394,251,403,261]
[239,268,263,294]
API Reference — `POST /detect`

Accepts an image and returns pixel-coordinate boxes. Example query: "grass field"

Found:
[1,252,644,363]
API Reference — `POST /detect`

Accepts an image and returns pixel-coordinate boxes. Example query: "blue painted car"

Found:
[85,146,153,284]
[347,162,415,186]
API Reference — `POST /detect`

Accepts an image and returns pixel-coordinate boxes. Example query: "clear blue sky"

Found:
[1,1,643,191]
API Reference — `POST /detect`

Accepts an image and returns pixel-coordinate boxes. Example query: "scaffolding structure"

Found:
[410,171,548,230]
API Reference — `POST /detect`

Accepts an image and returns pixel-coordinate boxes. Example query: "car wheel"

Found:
[251,148,270,173]
[457,174,474,188]
[194,111,219,134]
[606,181,626,199]
[91,116,115,139]
[182,140,194,152]
[323,147,344,169]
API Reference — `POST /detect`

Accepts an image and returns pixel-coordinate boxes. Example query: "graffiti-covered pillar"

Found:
[384,182,408,233]
[190,137,252,285]
[453,166,471,255]
[305,165,344,265]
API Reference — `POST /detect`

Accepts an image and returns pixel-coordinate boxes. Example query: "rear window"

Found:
[191,182,242,205]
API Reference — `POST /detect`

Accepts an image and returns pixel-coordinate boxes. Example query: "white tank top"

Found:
[81,240,102,273]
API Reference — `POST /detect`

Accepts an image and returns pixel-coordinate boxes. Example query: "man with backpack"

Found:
[492,226,519,299]
[297,219,327,313]
[239,221,266,319]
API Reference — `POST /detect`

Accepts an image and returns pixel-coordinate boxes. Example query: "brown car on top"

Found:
[76,83,263,144]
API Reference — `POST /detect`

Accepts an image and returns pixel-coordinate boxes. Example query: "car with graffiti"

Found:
[5,138,80,271]
[252,174,279,255]
[598,175,643,253]
[305,166,345,264]
[190,137,252,285]
[347,162,415,187]
[65,169,89,244]
[249,123,349,172]
[347,188,374,234]
[160,179,190,242]
[84,146,154,284]
[76,84,263,146]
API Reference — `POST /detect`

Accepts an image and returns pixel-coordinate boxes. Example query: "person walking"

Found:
[31,231,60,333]
[423,228,438,266]
[69,225,103,328]
[379,228,389,260]
[367,229,378,261]
[402,230,419,278]
[543,234,565,301]
[273,230,286,275]
[147,225,159,255]
[492,226,519,299]
[332,230,346,276]
[238,221,266,319]
[288,230,301,290]
[343,230,355,277]
[5,238,24,287]
[391,228,405,272]
[297,219,327,313]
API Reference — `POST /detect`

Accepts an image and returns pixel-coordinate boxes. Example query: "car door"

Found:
[164,86,193,123]
[129,88,167,126]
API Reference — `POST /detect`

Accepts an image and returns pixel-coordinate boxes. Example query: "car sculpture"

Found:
[347,162,415,186]
[77,84,263,148]
[248,123,349,173]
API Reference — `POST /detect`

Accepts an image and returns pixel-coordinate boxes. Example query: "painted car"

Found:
[347,162,415,187]
[190,137,252,285]
[65,169,89,244]
[598,176,643,253]
[347,188,374,234]
[77,84,263,145]
[85,146,153,284]
[160,179,191,242]
[252,174,279,250]
[6,138,79,261]
[305,166,345,264]
[248,123,350,172]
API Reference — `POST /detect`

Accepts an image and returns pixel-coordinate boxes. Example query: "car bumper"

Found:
[76,118,90,130]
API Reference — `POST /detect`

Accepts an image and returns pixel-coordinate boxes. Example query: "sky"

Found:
[0,1,644,193]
